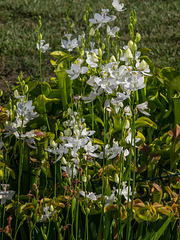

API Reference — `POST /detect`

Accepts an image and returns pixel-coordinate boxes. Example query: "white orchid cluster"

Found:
[4,94,39,148]
[80,181,133,207]
[46,108,100,178]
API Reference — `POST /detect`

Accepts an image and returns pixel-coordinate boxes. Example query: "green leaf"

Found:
[135,117,157,129]
[34,94,60,113]
[84,114,104,126]
[55,70,68,110]
[50,51,69,59]
[144,217,171,240]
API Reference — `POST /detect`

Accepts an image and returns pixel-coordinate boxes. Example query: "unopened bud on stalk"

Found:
[137,60,147,71]
[98,48,102,58]
[86,208,90,214]
[124,119,130,129]
[114,173,119,184]
[135,33,141,43]
[88,175,91,181]
[39,33,42,40]
[21,80,25,86]
[0,89,3,97]
[110,55,116,62]
[92,53,99,63]
[118,49,123,58]
[61,157,67,165]
[50,139,57,148]
[125,48,133,59]
[71,22,75,29]
[50,205,54,212]
[83,14,87,22]
[132,43,137,52]
[89,27,95,36]
[24,85,29,94]
[82,175,87,183]
[67,108,73,115]
[8,109,13,117]
[133,107,138,115]
[60,132,64,137]
[76,46,80,52]
[128,40,133,50]
[14,90,20,99]
[80,49,85,57]
[101,43,105,50]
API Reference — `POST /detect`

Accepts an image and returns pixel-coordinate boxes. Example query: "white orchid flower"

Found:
[80,191,102,201]
[112,0,126,12]
[37,40,51,53]
[0,184,15,205]
[66,59,88,80]
[107,25,120,37]
[61,34,78,52]
[136,101,150,116]
[89,9,116,29]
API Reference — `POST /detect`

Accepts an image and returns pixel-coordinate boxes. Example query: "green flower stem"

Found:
[85,212,89,240]
[1,205,5,240]
[118,112,124,239]
[54,155,57,200]
[106,24,110,62]
[15,138,24,235]
[92,101,94,133]
[75,187,80,240]
[130,112,136,213]
[39,48,50,131]
[63,206,70,240]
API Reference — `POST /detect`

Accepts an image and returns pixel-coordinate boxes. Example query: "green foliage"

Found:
[0,2,180,240]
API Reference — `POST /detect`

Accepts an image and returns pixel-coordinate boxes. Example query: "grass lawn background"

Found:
[0,0,180,92]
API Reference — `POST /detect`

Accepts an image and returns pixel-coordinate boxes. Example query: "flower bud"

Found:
[101,43,106,50]
[118,49,123,58]
[82,175,87,183]
[21,80,25,86]
[50,139,57,148]
[67,108,73,115]
[64,128,72,137]
[135,33,141,43]
[0,89,3,97]
[86,208,90,214]
[8,109,13,117]
[83,14,87,22]
[50,205,54,212]
[89,27,95,36]
[24,84,29,94]
[125,48,133,59]
[132,43,137,52]
[110,55,116,62]
[137,60,147,71]
[80,50,85,57]
[98,48,102,58]
[124,119,130,129]
[114,173,119,184]
[128,40,133,50]
[92,53,99,63]
[71,22,75,29]
[61,157,67,165]
[14,90,20,99]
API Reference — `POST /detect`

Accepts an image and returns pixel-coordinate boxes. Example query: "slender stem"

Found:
[106,24,110,62]
[15,139,24,234]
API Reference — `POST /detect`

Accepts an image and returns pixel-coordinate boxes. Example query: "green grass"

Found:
[0,0,180,90]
